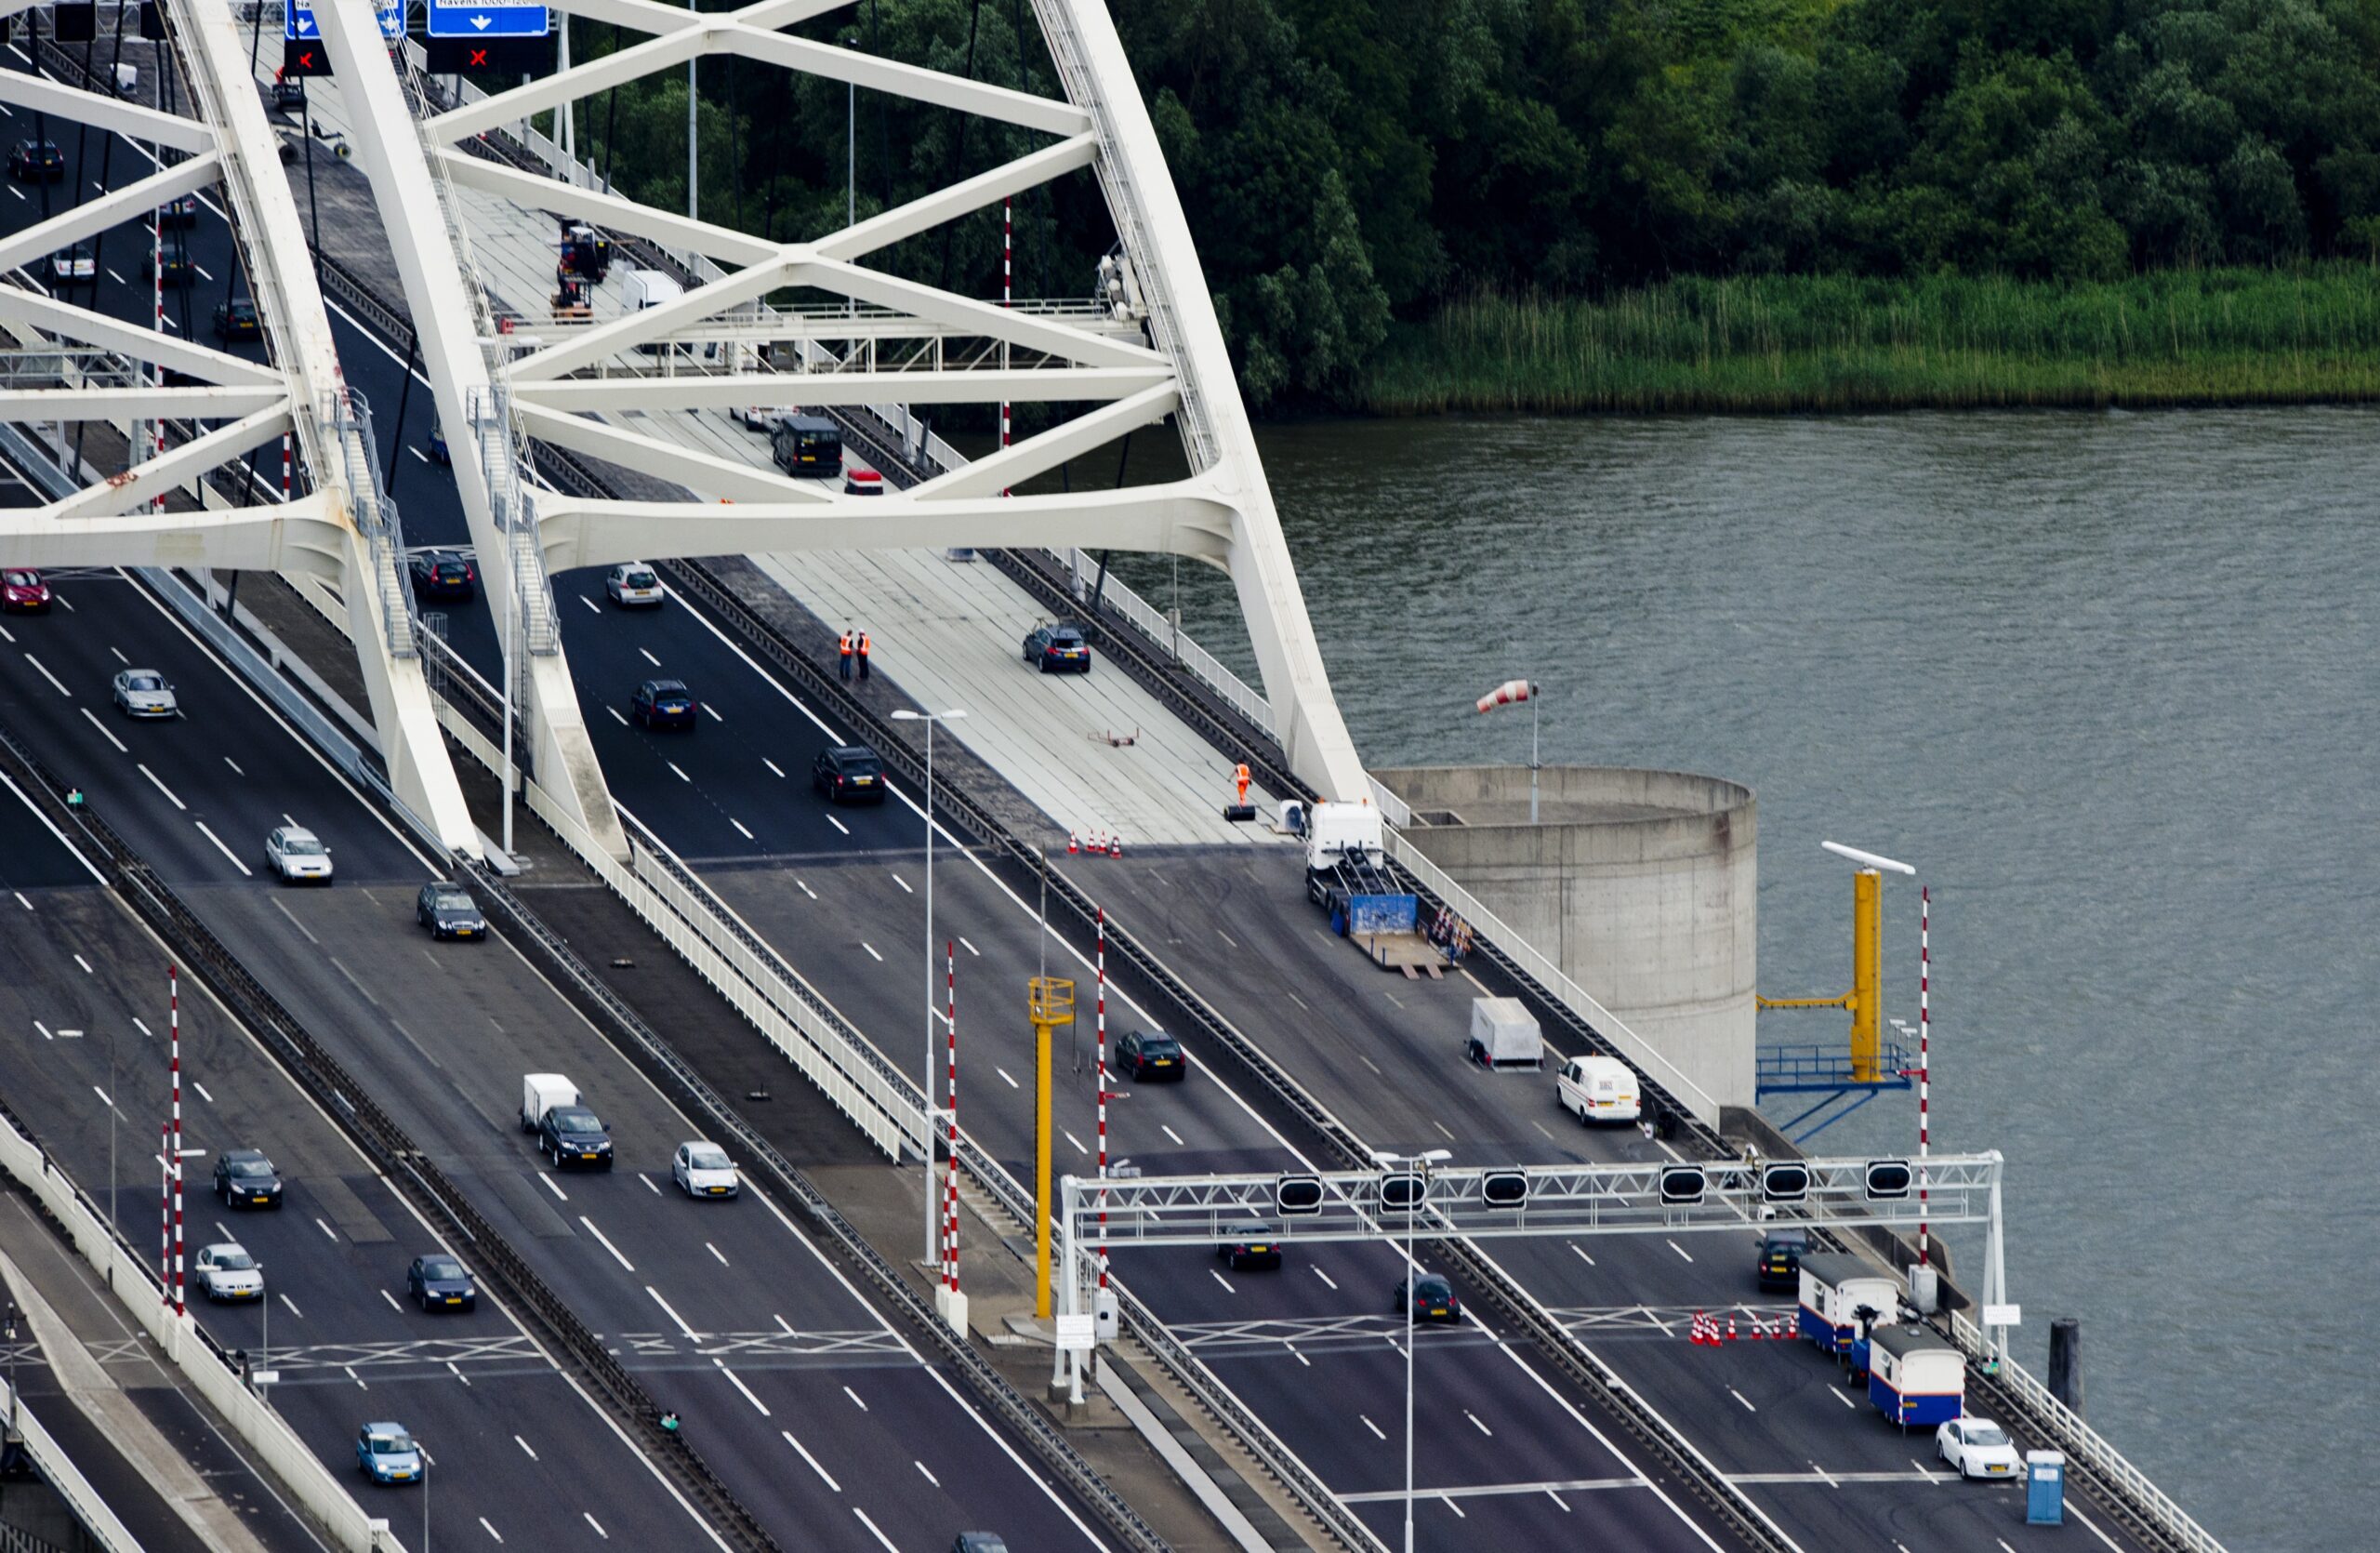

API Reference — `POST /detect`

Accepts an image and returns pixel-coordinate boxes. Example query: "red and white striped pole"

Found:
[1095,907,1108,1291]
[152,204,165,512]
[158,1121,169,1306]
[1917,886,1931,1268]
[942,939,959,1292]
[280,431,292,502]
[170,965,183,1316]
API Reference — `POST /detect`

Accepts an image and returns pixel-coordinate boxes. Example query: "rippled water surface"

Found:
[1113,407,2380,1550]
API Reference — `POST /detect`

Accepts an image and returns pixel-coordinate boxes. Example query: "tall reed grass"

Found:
[1356,269,2380,414]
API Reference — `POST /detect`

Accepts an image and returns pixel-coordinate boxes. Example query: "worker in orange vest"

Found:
[838,627,853,681]
[1234,762,1250,805]
[856,630,871,682]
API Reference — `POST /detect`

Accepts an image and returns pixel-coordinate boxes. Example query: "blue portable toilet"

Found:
[1797,1253,1902,1354]
[1867,1325,1965,1427]
[2026,1451,2067,1524]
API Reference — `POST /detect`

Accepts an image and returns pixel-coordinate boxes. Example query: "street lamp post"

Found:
[892,708,967,1265]
[1373,1147,1450,1553]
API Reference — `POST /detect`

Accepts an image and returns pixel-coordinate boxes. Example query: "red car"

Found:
[1,568,50,612]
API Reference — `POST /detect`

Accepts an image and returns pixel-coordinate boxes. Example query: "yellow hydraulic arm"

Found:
[1756,868,1884,1082]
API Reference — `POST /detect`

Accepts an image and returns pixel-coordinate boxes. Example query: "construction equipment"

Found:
[549,274,590,323]
[557,219,611,283]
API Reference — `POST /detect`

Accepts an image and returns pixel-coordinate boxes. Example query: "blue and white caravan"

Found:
[1796,1252,1901,1353]
[1867,1325,1965,1427]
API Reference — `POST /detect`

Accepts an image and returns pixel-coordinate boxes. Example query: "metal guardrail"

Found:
[0,1375,151,1553]
[456,865,1176,1553]
[0,721,780,1553]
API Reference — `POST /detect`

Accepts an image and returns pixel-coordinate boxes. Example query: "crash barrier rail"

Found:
[0,723,778,1553]
[0,1374,152,1553]
[456,865,1176,1553]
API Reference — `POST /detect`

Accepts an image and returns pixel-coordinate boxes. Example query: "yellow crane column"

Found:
[1026,976,1075,1321]
[1850,868,1882,1082]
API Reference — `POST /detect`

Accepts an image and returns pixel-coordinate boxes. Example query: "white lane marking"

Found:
[797,880,817,899]
[12,893,27,909]
[861,942,882,962]
[22,654,70,697]
[223,757,243,775]
[892,873,912,895]
[73,952,92,974]
[762,758,786,777]
[278,1293,304,1319]
[959,936,979,956]
[1467,1410,1493,1436]
[1210,1269,1235,1294]
[271,897,319,944]
[480,1517,504,1542]
[703,703,722,723]
[1547,1490,1571,1512]
[1064,1130,1088,1156]
[1289,1344,1310,1367]
[667,762,691,783]
[608,707,628,725]
[0,625,10,644]
[582,1512,608,1540]
[1571,1244,1596,1268]
[79,707,127,751]
[995,1067,1018,1089]
[1361,1415,1386,1440]
[647,1286,699,1340]
[826,814,850,835]
[1730,1388,1757,1413]
[850,1508,897,1552]
[1833,1387,1858,1409]
[192,823,252,875]
[639,647,661,667]
[515,1435,538,1460]
[380,1289,401,1312]
[1217,929,1236,948]
[1358,1054,1382,1075]
[1312,1267,1339,1291]
[192,1081,214,1103]
[104,268,126,285]
[312,1218,337,1241]
[1441,1496,1465,1519]
[537,1175,568,1201]
[640,1173,661,1195]
[137,764,187,810]
[1668,1240,1695,1263]
[193,264,214,282]
[91,1084,112,1107]
[730,818,754,840]
[782,1429,840,1491]
[1533,1121,1556,1140]
[1160,1125,1185,1146]
[2070,1504,2126,1551]
[1812,1461,1839,1490]
[706,1241,729,1267]
[109,647,127,666]
[914,1459,939,1487]
[841,1385,868,1412]
[1432,1120,1456,1141]
[578,1216,636,1271]
[133,1018,150,1036]
[33,1022,48,1041]
[580,595,601,614]
[715,1360,771,1415]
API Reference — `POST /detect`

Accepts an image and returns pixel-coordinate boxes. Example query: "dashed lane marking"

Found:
[959,936,979,956]
[1161,1125,1184,1146]
[537,1175,568,1202]
[915,1460,939,1487]
[79,708,126,752]
[1312,1267,1338,1291]
[706,1241,729,1267]
[782,1429,840,1491]
[515,1435,537,1460]
[271,898,319,944]
[109,647,126,665]
[1668,1240,1695,1263]
[1467,1410,1493,1436]
[1730,1388,1757,1413]
[862,942,882,962]
[892,873,912,894]
[580,596,601,614]
[11,893,26,910]
[763,758,786,777]
[841,1385,868,1412]
[481,1517,504,1542]
[646,1286,699,1341]
[223,757,243,775]
[1064,1131,1088,1156]
[194,828,248,883]
[579,1216,635,1271]
[826,814,850,835]
[730,818,754,841]
[582,1512,608,1540]
[73,953,91,974]
[1210,1270,1234,1294]
[1361,1415,1385,1440]
[667,763,691,783]
[995,1067,1018,1089]
[851,1508,897,1552]
[639,648,661,667]
[138,764,187,811]
[608,707,628,725]
[22,654,69,697]
[192,1082,213,1103]
[313,1218,337,1242]
[703,704,722,723]
[91,1084,111,1107]
[797,880,817,899]
[715,1360,771,1415]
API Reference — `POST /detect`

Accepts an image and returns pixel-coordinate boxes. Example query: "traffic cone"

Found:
[1109,834,1123,858]
[1726,1313,1738,1342]
[1689,1311,1712,1346]
[1067,832,1079,855]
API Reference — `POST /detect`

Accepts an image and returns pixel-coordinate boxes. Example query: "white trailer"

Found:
[520,1073,578,1133]
[1468,997,1543,1070]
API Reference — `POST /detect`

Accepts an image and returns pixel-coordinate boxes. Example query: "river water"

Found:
[1110,407,2377,1550]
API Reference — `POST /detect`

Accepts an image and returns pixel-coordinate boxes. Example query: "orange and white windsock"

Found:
[1476,679,1534,713]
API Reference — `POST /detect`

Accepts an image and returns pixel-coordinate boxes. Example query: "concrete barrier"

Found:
[0,1375,148,1553]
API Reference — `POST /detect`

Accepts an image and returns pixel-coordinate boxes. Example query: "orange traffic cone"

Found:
[1726,1313,1739,1342]
[1690,1311,1712,1346]
[1067,833,1079,855]
[1109,835,1123,858]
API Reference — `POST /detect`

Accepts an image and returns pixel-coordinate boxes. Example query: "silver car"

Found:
[194,1242,264,1302]
[265,825,333,884]
[112,669,178,719]
[604,562,666,607]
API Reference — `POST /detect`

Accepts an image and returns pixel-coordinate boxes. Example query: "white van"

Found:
[1555,1055,1640,1123]
[621,270,682,355]
[520,1073,578,1133]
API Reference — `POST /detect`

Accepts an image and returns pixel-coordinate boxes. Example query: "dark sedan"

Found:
[140,241,197,283]
[1756,1228,1808,1293]
[158,193,203,228]
[1117,1029,1186,1082]
[1216,1224,1283,1271]
[630,678,698,729]
[7,139,64,182]
[407,550,475,602]
[811,745,886,804]
[213,299,260,342]
[404,1254,478,1312]
[1394,1272,1461,1324]
[416,882,485,940]
[1024,620,1091,674]
[537,1105,614,1169]
[212,1148,284,1209]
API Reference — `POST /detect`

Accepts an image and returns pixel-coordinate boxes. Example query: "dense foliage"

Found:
[562,0,2380,409]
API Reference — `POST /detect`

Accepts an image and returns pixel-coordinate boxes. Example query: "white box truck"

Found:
[1467,997,1543,1069]
[520,1073,578,1134]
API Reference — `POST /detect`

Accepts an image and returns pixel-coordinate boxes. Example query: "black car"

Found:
[7,139,64,182]
[1117,1029,1186,1082]
[1216,1223,1283,1271]
[1394,1272,1461,1324]
[1756,1228,1809,1293]
[416,881,485,941]
[1024,621,1091,674]
[771,413,843,477]
[404,1254,478,1312]
[537,1105,614,1169]
[953,1537,1010,1553]
[811,745,886,804]
[140,240,197,283]
[407,550,475,602]
[213,1148,284,1209]
[213,299,260,342]
[630,678,697,729]
[271,78,306,112]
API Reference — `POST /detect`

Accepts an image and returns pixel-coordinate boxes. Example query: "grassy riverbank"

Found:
[1355,269,2380,415]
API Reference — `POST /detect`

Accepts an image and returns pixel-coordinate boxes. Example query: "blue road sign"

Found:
[286,3,408,41]
[426,2,550,38]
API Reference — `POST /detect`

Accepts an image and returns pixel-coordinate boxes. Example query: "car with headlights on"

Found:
[265,825,333,884]
[1393,1271,1461,1324]
[415,881,485,940]
[537,1104,614,1169]
[194,1242,263,1302]
[112,669,178,720]
[404,1254,478,1312]
[212,1148,284,1209]
[1,569,50,613]
[355,1423,422,1485]
[671,1141,740,1199]
[1937,1416,2022,1480]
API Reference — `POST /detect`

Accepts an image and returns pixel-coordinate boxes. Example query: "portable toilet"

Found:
[1797,1252,1902,1353]
[1867,1325,1965,1427]
[2025,1451,2067,1524]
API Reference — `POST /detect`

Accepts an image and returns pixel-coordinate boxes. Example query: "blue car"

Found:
[356,1423,422,1484]
[404,1254,477,1313]
[630,678,697,730]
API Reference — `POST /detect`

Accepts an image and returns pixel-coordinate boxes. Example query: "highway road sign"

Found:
[287,3,407,42]
[1053,1313,1094,1352]
[426,2,550,38]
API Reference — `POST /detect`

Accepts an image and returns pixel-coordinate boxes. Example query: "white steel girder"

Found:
[314,0,625,857]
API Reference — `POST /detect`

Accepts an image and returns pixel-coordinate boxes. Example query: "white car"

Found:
[265,824,333,884]
[194,1242,263,1302]
[1937,1416,2022,1480]
[734,405,795,431]
[671,1141,739,1199]
[604,562,666,608]
[112,668,179,719]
